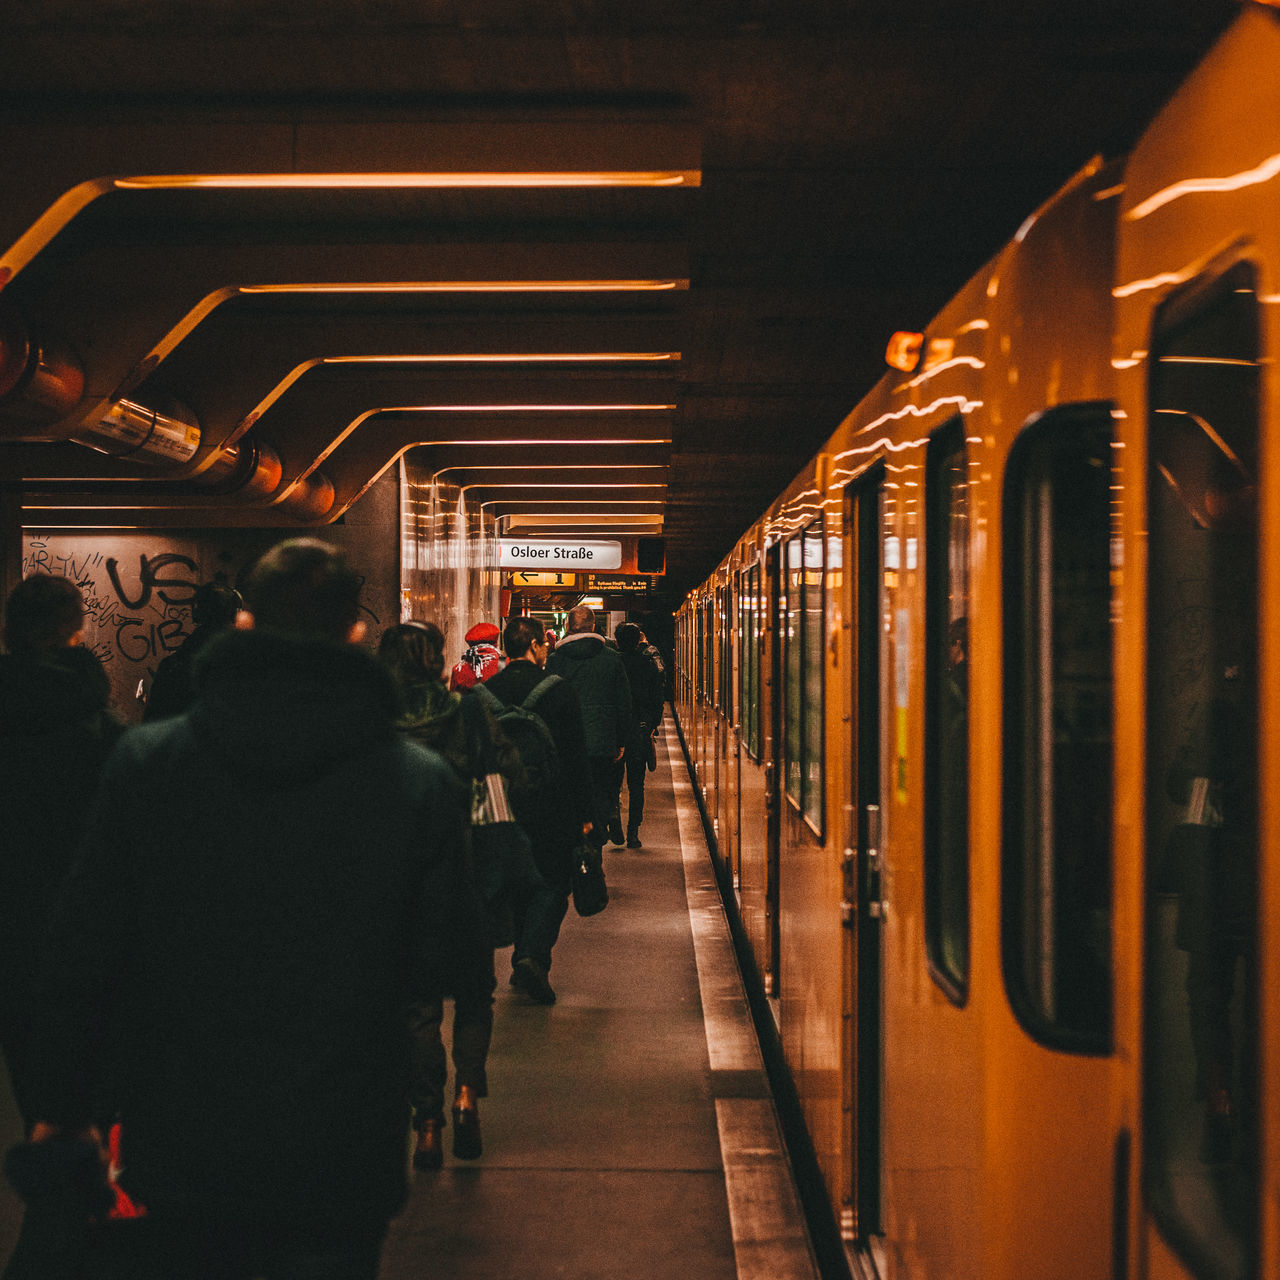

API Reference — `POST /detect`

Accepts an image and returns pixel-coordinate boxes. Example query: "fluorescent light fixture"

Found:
[322,352,681,365]
[420,438,673,446]
[114,171,700,190]
[392,404,675,413]
[238,280,686,295]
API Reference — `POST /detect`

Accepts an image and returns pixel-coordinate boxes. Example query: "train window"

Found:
[782,524,826,830]
[696,596,706,701]
[743,563,762,759]
[706,596,716,706]
[924,418,970,1002]
[802,521,826,831]
[784,536,803,805]
[1001,407,1114,1053]
[720,584,733,720]
[1143,264,1259,1279]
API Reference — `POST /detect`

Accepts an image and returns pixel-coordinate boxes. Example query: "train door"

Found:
[725,572,743,893]
[842,469,884,1248]
[738,559,770,966]
[718,580,740,883]
[1141,265,1263,1280]
[1112,14,1280,1274]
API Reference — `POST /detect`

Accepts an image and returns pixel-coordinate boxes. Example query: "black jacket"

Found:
[621,647,665,743]
[484,660,595,843]
[544,633,632,760]
[0,647,123,1013]
[33,629,465,1224]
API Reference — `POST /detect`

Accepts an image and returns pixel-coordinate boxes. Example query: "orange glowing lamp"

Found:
[885,331,924,373]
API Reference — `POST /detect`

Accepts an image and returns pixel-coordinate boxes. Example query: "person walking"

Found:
[0,574,123,1132]
[544,604,632,849]
[614,622,665,849]
[484,616,594,1004]
[449,621,504,691]
[377,620,505,1168]
[142,581,242,721]
[25,539,468,1280]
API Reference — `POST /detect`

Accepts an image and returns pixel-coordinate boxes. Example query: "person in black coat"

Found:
[25,540,468,1280]
[0,574,123,1131]
[142,581,241,722]
[484,616,594,1005]
[614,622,665,849]
[544,604,632,848]
[377,620,503,1170]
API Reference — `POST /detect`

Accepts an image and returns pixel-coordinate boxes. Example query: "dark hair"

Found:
[502,615,544,659]
[3,573,85,654]
[615,621,641,653]
[378,621,446,685]
[241,539,361,641]
[192,582,243,630]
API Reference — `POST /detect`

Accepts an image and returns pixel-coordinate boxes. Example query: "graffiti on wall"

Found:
[24,541,203,668]
[20,527,394,722]
[21,533,267,721]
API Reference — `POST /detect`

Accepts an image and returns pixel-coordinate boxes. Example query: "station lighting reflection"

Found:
[1125,149,1280,220]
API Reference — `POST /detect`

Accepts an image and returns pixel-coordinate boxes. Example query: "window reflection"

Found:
[1145,264,1259,1279]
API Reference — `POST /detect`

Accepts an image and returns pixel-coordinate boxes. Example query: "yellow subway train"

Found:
[674,8,1279,1279]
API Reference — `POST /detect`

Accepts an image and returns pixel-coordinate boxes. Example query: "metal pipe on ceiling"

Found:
[0,305,334,522]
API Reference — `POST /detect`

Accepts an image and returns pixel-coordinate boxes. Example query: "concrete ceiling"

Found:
[0,1,1242,604]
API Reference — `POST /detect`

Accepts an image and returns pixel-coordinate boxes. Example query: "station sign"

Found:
[584,575,650,594]
[508,571,577,588]
[498,539,622,571]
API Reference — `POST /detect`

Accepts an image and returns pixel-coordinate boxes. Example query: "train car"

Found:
[674,8,1280,1279]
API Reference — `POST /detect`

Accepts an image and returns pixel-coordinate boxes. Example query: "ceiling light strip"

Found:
[238,280,686,294]
[322,352,681,365]
[114,171,699,190]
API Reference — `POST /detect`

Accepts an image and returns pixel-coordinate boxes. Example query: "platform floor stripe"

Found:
[661,724,820,1280]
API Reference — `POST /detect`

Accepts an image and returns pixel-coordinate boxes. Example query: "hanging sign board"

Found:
[585,576,650,594]
[498,539,622,571]
[508,571,577,587]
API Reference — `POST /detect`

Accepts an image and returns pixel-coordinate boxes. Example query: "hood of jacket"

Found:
[0,645,112,739]
[554,632,607,662]
[188,629,401,790]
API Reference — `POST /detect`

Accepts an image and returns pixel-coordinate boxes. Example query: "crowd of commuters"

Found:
[0,540,667,1279]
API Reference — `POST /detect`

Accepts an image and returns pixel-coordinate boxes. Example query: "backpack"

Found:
[472,677,567,838]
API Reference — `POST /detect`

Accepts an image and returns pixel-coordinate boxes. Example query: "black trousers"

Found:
[407,948,495,1124]
[621,746,649,834]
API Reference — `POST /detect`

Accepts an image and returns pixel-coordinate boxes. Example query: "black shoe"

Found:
[512,956,556,1005]
[412,1119,444,1171]
[451,1095,482,1160]
[607,821,625,846]
[626,832,642,849]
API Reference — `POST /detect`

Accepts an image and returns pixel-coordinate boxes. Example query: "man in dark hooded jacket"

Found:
[0,573,123,1130]
[26,539,466,1280]
[545,604,632,848]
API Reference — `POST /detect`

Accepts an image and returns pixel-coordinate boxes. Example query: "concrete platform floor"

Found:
[0,720,818,1280]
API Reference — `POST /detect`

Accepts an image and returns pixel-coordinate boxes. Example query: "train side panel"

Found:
[1115,10,1280,1278]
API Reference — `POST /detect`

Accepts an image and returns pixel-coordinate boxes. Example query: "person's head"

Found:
[191,582,243,631]
[238,539,364,644]
[615,621,642,654]
[378,621,447,686]
[464,621,500,649]
[2,573,86,655]
[565,604,596,636]
[503,615,548,665]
